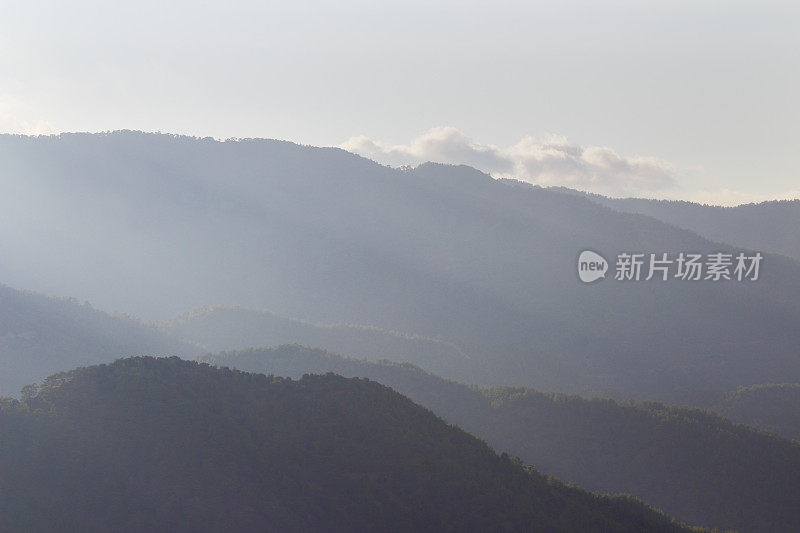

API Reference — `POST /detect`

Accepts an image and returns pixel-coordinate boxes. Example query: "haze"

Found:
[1,0,798,204]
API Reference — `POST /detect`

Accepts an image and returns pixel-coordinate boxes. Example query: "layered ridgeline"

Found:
[1,285,793,530]
[0,357,693,533]
[714,383,800,442]
[3,132,800,400]
[561,189,800,261]
[163,306,800,444]
[1,285,462,398]
[205,345,800,533]
[0,284,200,396]
[162,306,467,377]
[2,279,796,530]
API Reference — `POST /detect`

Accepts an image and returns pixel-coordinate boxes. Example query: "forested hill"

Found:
[0,284,200,396]
[0,357,694,533]
[206,345,800,533]
[562,190,800,261]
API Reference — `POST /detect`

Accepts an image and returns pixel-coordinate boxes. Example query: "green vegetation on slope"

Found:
[0,357,692,533]
[206,345,800,532]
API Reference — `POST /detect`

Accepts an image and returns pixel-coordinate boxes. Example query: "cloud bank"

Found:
[341,126,678,198]
[0,95,56,136]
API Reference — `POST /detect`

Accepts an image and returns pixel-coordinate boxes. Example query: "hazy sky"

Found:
[1,1,797,204]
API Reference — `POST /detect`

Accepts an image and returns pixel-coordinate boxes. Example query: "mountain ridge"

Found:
[549,186,800,261]
[203,344,800,533]
[0,356,695,533]
[3,131,799,400]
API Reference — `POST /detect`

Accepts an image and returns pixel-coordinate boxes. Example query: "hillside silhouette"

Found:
[206,345,800,532]
[0,357,694,533]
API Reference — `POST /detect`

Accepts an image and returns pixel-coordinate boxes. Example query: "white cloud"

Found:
[341,127,678,198]
[342,127,514,173]
[0,96,56,136]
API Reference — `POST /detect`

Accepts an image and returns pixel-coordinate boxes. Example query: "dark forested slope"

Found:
[206,345,800,533]
[0,357,692,533]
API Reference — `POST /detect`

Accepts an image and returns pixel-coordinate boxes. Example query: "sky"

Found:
[1,0,797,205]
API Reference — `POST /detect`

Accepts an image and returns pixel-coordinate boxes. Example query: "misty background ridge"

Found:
[2,131,799,403]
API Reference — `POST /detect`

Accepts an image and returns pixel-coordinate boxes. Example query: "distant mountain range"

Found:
[0,357,693,533]
[0,284,199,397]
[2,131,798,401]
[555,188,800,260]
